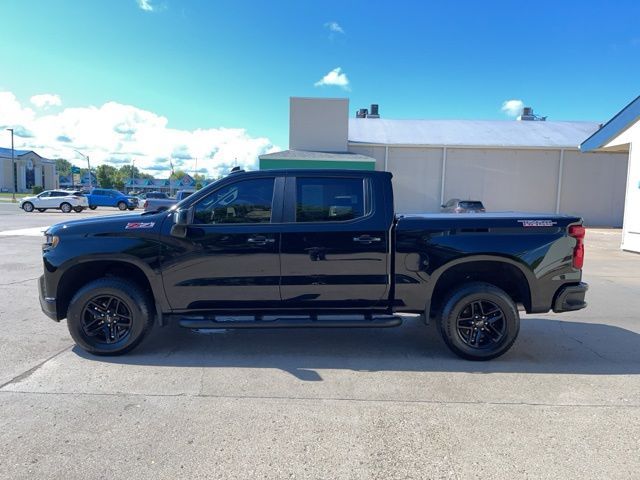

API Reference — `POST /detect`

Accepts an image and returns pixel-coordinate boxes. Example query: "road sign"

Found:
[71,166,81,174]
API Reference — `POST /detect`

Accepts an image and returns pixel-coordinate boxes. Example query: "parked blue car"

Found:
[86,188,139,210]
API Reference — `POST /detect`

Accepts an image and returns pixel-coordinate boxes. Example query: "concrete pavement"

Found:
[0,204,638,479]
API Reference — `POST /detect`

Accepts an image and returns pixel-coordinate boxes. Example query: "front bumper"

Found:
[553,282,588,313]
[39,275,59,321]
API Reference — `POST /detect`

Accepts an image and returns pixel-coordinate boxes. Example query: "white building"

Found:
[260,97,628,226]
[581,95,640,253]
[0,148,58,193]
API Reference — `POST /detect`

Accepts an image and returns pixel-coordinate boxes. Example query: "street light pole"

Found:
[73,150,92,188]
[6,128,16,202]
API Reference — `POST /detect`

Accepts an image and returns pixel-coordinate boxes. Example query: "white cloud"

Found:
[501,99,524,118]
[0,91,280,179]
[324,21,344,35]
[30,93,62,109]
[314,67,350,90]
[137,0,154,11]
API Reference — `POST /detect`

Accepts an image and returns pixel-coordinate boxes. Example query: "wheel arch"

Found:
[425,255,534,318]
[56,259,164,322]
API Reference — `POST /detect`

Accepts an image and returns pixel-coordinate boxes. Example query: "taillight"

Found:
[569,225,585,269]
[143,201,148,209]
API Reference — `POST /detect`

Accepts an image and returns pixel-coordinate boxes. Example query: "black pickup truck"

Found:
[39,169,588,360]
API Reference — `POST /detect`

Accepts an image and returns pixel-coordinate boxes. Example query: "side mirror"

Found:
[170,207,194,238]
[174,206,194,226]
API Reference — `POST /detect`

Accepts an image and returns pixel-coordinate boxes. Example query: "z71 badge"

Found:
[125,222,155,229]
[518,219,557,227]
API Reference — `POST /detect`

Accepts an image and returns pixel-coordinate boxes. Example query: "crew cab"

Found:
[38,170,588,360]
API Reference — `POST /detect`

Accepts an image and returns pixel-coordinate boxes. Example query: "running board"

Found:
[178,314,402,329]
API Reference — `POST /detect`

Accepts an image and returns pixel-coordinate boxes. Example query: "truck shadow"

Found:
[74,318,640,380]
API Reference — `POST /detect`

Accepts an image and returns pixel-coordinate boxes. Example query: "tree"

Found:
[96,165,118,188]
[170,169,187,180]
[55,158,73,176]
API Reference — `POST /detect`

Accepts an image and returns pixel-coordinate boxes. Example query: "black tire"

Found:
[89,205,97,210]
[22,202,34,212]
[37,208,46,212]
[438,282,520,361]
[66,277,154,355]
[128,206,136,211]
[73,206,84,213]
[60,202,72,213]
[117,201,127,211]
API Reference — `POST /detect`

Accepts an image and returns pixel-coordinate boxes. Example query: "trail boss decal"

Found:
[518,220,557,227]
[125,222,155,229]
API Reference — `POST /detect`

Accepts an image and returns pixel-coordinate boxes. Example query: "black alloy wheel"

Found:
[455,299,506,349]
[66,277,153,355]
[438,282,520,360]
[81,295,133,346]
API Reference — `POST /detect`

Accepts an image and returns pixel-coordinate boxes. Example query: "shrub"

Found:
[32,186,44,194]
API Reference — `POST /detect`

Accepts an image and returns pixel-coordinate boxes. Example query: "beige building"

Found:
[0,148,58,193]
[260,98,628,227]
[581,95,640,252]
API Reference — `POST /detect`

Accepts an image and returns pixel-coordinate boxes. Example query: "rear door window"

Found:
[295,177,366,222]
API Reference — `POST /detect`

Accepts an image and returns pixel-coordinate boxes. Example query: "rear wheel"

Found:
[22,202,34,212]
[117,201,127,211]
[60,202,72,213]
[437,282,520,360]
[66,277,154,355]
[89,205,97,210]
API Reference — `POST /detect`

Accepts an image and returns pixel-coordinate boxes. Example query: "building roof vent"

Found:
[368,104,380,118]
[356,108,368,118]
[518,106,547,121]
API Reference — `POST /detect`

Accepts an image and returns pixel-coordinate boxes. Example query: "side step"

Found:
[178,314,403,329]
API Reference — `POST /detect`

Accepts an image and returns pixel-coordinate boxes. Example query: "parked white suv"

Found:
[19,190,89,213]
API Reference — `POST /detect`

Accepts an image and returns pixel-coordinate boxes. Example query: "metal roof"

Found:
[0,147,35,157]
[581,95,640,152]
[348,118,602,149]
[259,149,375,161]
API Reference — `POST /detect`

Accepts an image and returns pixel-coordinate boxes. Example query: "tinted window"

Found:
[296,177,365,222]
[92,190,104,195]
[39,191,51,198]
[459,201,484,209]
[194,178,274,224]
[52,191,68,197]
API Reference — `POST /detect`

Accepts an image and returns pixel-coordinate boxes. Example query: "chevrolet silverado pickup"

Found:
[39,169,588,360]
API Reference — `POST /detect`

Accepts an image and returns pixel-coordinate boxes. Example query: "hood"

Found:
[46,210,171,236]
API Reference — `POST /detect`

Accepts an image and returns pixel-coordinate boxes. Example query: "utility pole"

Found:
[132,159,136,194]
[74,150,92,188]
[6,129,16,202]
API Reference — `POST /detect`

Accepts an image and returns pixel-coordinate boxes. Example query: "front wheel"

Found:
[22,202,34,212]
[117,201,127,211]
[437,282,520,361]
[60,202,72,213]
[66,278,154,355]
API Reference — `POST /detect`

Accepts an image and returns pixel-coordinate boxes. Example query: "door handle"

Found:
[353,235,382,244]
[247,236,276,244]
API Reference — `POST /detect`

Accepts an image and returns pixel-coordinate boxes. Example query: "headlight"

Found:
[43,234,59,250]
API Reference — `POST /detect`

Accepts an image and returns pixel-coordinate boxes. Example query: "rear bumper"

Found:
[553,282,588,313]
[39,275,59,321]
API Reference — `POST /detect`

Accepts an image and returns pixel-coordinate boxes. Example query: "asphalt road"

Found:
[0,202,638,479]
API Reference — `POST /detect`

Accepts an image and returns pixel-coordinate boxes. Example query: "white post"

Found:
[440,147,448,206]
[556,149,564,214]
[384,146,388,171]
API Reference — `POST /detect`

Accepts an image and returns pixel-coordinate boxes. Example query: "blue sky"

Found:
[1,0,639,175]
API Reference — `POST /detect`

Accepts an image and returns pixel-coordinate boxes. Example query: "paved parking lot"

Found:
[0,202,638,479]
